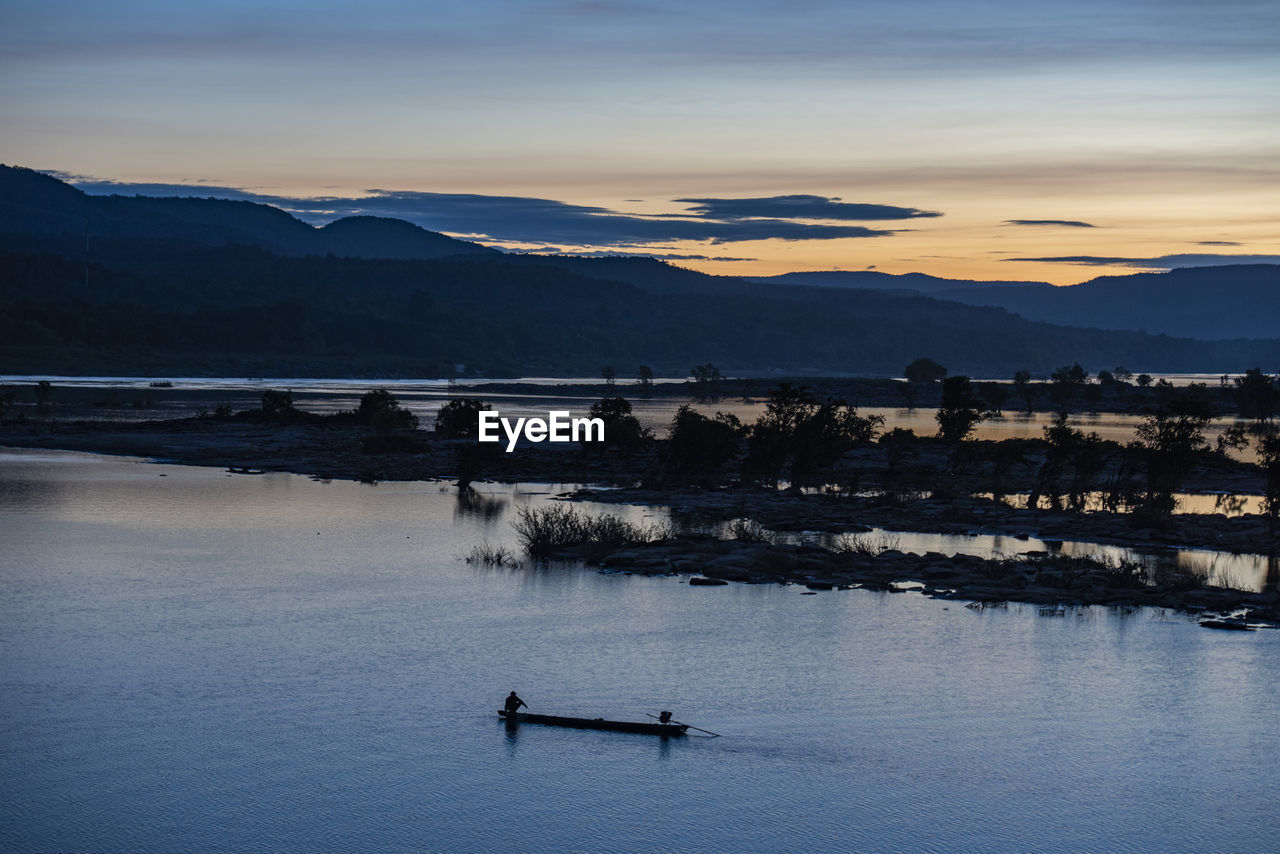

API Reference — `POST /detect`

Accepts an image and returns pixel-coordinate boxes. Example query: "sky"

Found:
[2,0,1277,284]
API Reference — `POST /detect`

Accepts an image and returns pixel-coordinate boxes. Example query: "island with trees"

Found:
[2,363,1277,629]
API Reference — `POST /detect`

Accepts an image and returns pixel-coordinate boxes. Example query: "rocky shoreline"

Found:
[536,533,1280,629]
[571,485,1278,562]
[0,417,656,484]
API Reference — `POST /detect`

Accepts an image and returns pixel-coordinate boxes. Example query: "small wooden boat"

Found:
[499,710,688,736]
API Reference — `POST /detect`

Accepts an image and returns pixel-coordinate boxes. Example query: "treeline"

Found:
[5,244,1280,378]
[440,381,1280,521]
[893,358,1280,418]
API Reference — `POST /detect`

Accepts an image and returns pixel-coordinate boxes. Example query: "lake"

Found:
[1,449,1277,852]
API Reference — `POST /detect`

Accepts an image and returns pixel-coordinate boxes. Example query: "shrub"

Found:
[512,505,666,557]
[835,533,901,557]
[726,518,774,544]
[464,541,522,568]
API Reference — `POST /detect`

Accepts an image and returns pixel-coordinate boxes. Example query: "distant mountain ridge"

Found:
[939,265,1280,340]
[2,165,1278,377]
[0,165,496,261]
[751,265,1280,341]
[747,270,1053,295]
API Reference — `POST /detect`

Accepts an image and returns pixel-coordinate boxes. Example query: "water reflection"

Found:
[796,526,1274,593]
[987,491,1266,517]
[503,716,521,755]
[455,488,509,523]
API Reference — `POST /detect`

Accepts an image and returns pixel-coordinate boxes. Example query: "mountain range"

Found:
[0,165,495,261]
[751,267,1279,340]
[1,164,1277,378]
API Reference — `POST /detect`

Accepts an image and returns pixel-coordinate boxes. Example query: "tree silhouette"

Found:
[1260,433,1280,523]
[1234,368,1279,421]
[435,398,490,438]
[878,427,920,502]
[1049,363,1089,409]
[977,381,1009,415]
[357,388,419,433]
[1012,369,1034,412]
[664,405,742,485]
[936,375,984,441]
[691,363,723,402]
[904,357,946,384]
[1028,412,1107,511]
[744,383,882,489]
[636,365,654,399]
[34,380,53,417]
[1128,385,1216,516]
[588,396,650,449]
[260,389,296,422]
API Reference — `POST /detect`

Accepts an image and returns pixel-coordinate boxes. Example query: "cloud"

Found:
[1003,219,1097,228]
[1196,240,1241,246]
[674,195,940,221]
[1003,253,1280,269]
[290,190,902,244]
[68,177,922,246]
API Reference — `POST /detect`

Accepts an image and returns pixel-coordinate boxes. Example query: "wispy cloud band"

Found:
[66,178,927,246]
[1004,253,1280,269]
[1003,219,1097,228]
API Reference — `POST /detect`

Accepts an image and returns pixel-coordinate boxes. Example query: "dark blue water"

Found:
[2,449,1277,852]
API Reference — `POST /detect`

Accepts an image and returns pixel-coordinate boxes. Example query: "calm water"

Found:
[2,449,1278,852]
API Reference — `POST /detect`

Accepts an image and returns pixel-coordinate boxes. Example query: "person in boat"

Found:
[504,691,527,715]
[658,710,673,724]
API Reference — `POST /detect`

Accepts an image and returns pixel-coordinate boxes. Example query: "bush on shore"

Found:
[512,504,668,557]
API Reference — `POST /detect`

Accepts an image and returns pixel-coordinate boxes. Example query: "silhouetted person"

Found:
[658,710,673,724]
[504,691,527,715]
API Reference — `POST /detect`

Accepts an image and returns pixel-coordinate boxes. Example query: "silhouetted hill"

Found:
[0,165,495,261]
[4,244,1279,378]
[506,254,748,295]
[316,215,500,260]
[938,265,1280,340]
[748,270,1051,294]
[3,165,1278,377]
[752,265,1280,341]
